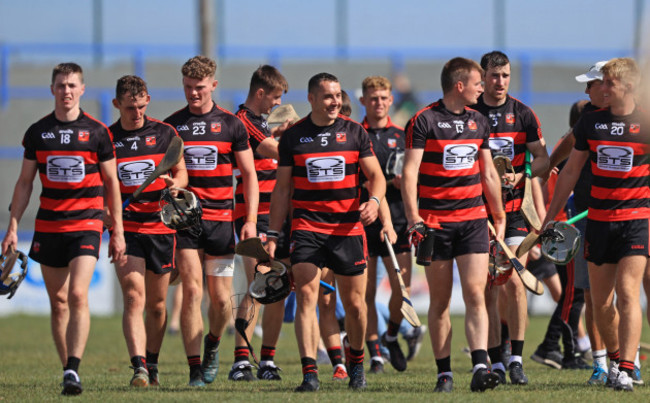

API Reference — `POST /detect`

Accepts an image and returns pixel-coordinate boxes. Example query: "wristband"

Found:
[267,230,280,239]
[369,196,381,207]
[492,211,506,220]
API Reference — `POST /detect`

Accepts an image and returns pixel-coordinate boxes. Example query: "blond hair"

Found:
[602,57,640,89]
[182,55,217,80]
[361,76,392,95]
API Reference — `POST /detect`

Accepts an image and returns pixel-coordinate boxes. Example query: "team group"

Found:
[1,51,648,395]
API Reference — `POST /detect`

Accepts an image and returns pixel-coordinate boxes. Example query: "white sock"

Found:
[472,363,487,374]
[438,371,453,379]
[492,362,506,372]
[593,349,607,369]
[508,355,523,365]
[635,346,641,368]
[577,335,591,352]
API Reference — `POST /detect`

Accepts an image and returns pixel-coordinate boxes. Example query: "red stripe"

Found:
[187,164,234,177]
[191,187,233,201]
[202,208,232,221]
[292,218,364,236]
[239,112,267,143]
[126,200,162,213]
[420,183,483,200]
[420,206,487,224]
[35,150,99,164]
[591,185,649,201]
[591,162,649,178]
[124,221,174,234]
[35,219,103,233]
[587,139,650,154]
[405,103,438,149]
[293,150,360,166]
[39,196,103,212]
[293,175,358,190]
[255,159,278,171]
[293,199,359,213]
[490,132,528,144]
[419,162,479,177]
[588,207,650,222]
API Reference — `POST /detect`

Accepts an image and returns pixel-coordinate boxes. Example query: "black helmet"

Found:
[159,187,202,231]
[249,260,291,305]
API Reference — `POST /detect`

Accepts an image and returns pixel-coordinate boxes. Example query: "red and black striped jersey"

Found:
[574,106,650,222]
[164,103,250,222]
[22,110,115,234]
[110,116,178,234]
[234,104,277,218]
[471,94,543,213]
[361,116,407,228]
[278,114,375,236]
[405,100,490,226]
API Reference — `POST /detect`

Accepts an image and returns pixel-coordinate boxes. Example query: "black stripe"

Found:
[36,208,103,221]
[293,187,358,202]
[294,209,360,224]
[419,196,484,211]
[42,186,104,199]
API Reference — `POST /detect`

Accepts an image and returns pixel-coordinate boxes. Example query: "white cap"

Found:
[575,61,608,83]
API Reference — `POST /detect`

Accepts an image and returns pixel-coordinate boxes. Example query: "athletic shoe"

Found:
[632,365,644,386]
[348,363,367,390]
[470,368,500,392]
[147,364,159,386]
[228,362,256,381]
[433,375,453,392]
[614,371,634,392]
[562,355,591,370]
[493,369,507,384]
[381,332,406,372]
[130,367,149,387]
[295,372,319,392]
[369,357,384,374]
[257,364,282,380]
[189,367,206,387]
[201,335,219,383]
[587,363,608,386]
[530,347,563,370]
[605,362,620,388]
[404,325,427,361]
[508,362,528,385]
[61,370,83,396]
[333,364,349,381]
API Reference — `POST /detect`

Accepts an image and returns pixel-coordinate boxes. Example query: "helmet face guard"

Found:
[249,260,291,305]
[488,240,513,286]
[0,249,28,299]
[541,222,581,265]
[385,149,405,177]
[160,187,203,232]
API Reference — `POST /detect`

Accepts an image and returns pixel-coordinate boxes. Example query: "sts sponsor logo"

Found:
[488,137,514,160]
[184,145,218,170]
[118,160,155,187]
[306,156,346,183]
[443,144,478,170]
[46,155,85,183]
[596,145,633,172]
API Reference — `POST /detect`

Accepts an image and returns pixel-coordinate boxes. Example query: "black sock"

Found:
[349,348,364,365]
[387,321,400,338]
[234,346,249,363]
[471,349,489,367]
[301,357,317,375]
[511,340,524,357]
[435,356,451,373]
[500,322,509,343]
[188,355,201,372]
[366,340,382,358]
[261,345,276,362]
[327,347,343,366]
[65,356,81,373]
[146,350,159,366]
[130,355,146,369]
[488,346,501,366]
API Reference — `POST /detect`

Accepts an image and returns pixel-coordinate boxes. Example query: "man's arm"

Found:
[541,130,575,182]
[161,157,189,190]
[527,139,550,178]
[234,148,260,241]
[359,155,386,226]
[266,166,292,258]
[254,137,279,161]
[478,149,506,240]
[400,148,424,228]
[543,148,589,228]
[1,159,37,254]
[377,197,397,243]
[99,158,126,264]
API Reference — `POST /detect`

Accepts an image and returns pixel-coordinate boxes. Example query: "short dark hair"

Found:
[441,57,483,94]
[569,100,589,127]
[115,75,148,100]
[480,51,510,71]
[340,90,352,117]
[51,62,83,85]
[308,72,339,94]
[248,65,289,96]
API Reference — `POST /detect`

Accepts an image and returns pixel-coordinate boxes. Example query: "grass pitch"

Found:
[2,314,650,402]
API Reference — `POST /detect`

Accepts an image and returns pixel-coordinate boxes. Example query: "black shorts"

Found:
[235,215,292,260]
[428,218,489,261]
[527,256,557,280]
[235,214,269,242]
[125,232,175,275]
[505,211,530,245]
[176,220,235,257]
[290,230,366,276]
[365,221,410,258]
[584,218,649,265]
[29,231,101,268]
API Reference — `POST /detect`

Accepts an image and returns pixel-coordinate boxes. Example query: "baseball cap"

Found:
[575,61,608,83]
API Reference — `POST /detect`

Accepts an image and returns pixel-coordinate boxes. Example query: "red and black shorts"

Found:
[29,230,101,268]
[430,218,489,261]
[290,230,367,276]
[125,232,175,275]
[365,221,411,258]
[584,218,649,265]
[176,219,235,257]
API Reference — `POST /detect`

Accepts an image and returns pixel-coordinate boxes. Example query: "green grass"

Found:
[2,314,650,402]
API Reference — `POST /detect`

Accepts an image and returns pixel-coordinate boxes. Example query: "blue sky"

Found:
[0,0,647,57]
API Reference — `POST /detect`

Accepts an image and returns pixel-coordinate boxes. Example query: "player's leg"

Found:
[336,269,368,389]
[588,262,620,376]
[364,255,384,373]
[115,254,149,386]
[426,258,454,392]
[485,284,507,380]
[380,251,409,371]
[41,265,71,367]
[293,261,322,390]
[143,270,171,386]
[318,267,347,380]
